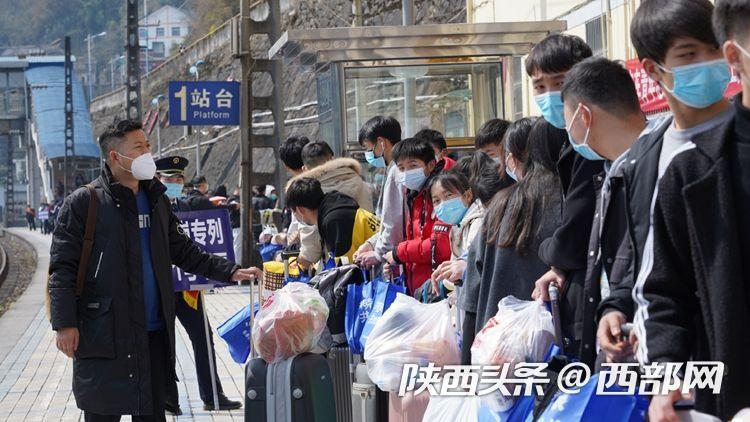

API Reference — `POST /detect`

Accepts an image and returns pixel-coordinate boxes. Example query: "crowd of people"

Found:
[43,0,750,420]
[276,0,750,419]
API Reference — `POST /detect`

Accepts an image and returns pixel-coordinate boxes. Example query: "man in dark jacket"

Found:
[184,175,216,210]
[526,34,604,364]
[595,0,733,385]
[48,120,258,421]
[637,1,750,420]
[286,177,379,265]
[155,156,242,414]
[559,57,649,367]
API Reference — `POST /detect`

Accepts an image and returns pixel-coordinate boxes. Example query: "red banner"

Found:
[625,59,742,114]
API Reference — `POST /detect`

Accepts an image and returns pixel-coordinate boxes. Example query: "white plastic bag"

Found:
[364,294,460,392]
[471,296,555,411]
[251,282,329,363]
[421,395,481,422]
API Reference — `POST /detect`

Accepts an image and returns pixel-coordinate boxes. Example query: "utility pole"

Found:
[64,36,74,195]
[237,0,283,267]
[126,0,142,120]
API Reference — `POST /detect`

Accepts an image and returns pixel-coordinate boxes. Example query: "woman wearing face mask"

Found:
[430,152,507,294]
[459,118,566,364]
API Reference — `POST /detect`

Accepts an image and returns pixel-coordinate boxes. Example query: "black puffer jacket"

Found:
[47,166,238,415]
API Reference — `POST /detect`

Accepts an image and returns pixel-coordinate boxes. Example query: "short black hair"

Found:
[504,117,537,164]
[286,177,325,210]
[358,116,402,146]
[451,151,504,206]
[414,128,447,151]
[280,135,310,171]
[98,119,143,159]
[631,0,717,63]
[525,34,593,77]
[391,137,435,165]
[713,0,750,44]
[475,119,511,149]
[561,57,641,116]
[301,141,334,169]
[191,175,207,185]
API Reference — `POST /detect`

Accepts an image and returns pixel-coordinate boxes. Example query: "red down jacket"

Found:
[394,183,452,293]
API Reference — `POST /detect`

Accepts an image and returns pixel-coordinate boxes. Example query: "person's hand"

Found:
[231,267,263,282]
[356,251,382,268]
[597,311,633,362]
[431,260,467,295]
[56,327,79,358]
[648,389,682,422]
[384,251,396,265]
[354,242,373,259]
[531,267,566,301]
[287,230,300,245]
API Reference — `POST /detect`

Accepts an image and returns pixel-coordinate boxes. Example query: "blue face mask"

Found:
[435,196,468,225]
[400,167,428,191]
[566,104,605,161]
[657,59,731,109]
[269,194,278,202]
[365,140,387,168]
[164,182,184,199]
[535,91,566,129]
[505,162,518,181]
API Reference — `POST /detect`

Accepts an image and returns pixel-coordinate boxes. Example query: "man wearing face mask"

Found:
[47,120,260,421]
[353,116,405,269]
[598,2,733,411]
[525,36,606,359]
[629,0,750,420]
[155,156,242,415]
[382,138,452,293]
[558,58,656,369]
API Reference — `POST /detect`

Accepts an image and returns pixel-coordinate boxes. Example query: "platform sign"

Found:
[168,81,240,126]
[172,208,236,291]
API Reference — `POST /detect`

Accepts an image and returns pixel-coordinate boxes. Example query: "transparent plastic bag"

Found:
[364,294,460,392]
[471,296,555,412]
[422,395,481,422]
[251,282,329,363]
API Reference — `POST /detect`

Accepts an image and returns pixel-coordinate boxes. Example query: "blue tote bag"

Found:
[345,271,406,354]
[217,302,259,364]
[535,373,648,422]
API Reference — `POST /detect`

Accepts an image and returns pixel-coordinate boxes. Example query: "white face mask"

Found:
[118,152,156,180]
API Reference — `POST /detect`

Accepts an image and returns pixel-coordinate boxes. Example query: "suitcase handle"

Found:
[548,283,565,356]
[249,272,260,360]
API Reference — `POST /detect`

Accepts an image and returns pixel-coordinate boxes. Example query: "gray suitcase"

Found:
[352,362,378,422]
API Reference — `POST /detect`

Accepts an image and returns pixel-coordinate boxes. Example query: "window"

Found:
[156,27,165,37]
[511,56,524,120]
[586,16,607,57]
[139,28,147,39]
[171,26,181,36]
[151,42,165,57]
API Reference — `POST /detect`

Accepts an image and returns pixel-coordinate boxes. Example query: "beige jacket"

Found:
[286,157,374,262]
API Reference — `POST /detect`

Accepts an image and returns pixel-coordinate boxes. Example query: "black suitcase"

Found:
[245,353,336,422]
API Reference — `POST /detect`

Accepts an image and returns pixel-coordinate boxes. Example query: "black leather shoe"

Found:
[203,394,242,411]
[165,400,183,416]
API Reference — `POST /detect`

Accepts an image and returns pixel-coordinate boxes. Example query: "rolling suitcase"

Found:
[351,362,378,422]
[244,276,336,422]
[327,345,354,422]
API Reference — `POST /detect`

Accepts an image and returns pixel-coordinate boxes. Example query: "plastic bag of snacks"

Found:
[364,294,459,392]
[471,296,555,411]
[251,282,329,364]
